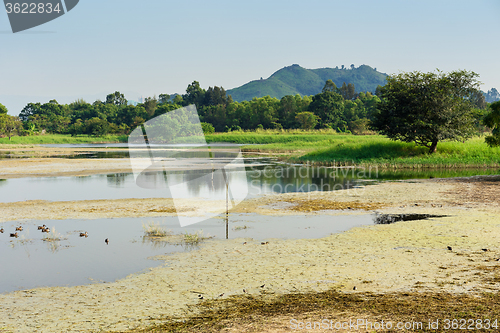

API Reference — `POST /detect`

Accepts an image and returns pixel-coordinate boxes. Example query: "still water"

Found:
[0,165,370,203]
[0,213,376,293]
[0,144,497,293]
[1,164,498,203]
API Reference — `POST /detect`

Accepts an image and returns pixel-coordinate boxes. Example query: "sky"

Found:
[1,0,499,115]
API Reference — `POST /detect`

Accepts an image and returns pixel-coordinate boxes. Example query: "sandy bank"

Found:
[0,179,458,223]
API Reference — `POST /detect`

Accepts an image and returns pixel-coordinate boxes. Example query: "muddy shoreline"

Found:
[1,155,500,332]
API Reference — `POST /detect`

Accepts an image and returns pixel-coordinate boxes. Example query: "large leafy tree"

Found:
[158,94,170,104]
[203,86,232,107]
[183,81,205,108]
[308,91,344,128]
[295,112,318,129]
[278,95,299,129]
[0,115,23,140]
[0,103,7,114]
[19,102,42,121]
[371,70,480,153]
[143,96,158,117]
[322,79,337,93]
[483,101,500,147]
[106,91,127,106]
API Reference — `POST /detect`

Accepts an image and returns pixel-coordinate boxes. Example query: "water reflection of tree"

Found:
[74,175,93,183]
[184,170,228,196]
[106,173,132,187]
[45,240,62,253]
[247,166,362,194]
[141,236,198,251]
[165,169,230,197]
[141,236,172,249]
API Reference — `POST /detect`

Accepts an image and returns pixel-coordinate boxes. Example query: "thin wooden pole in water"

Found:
[225,177,229,239]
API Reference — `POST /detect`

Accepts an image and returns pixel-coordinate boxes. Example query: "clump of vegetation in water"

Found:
[142,222,212,246]
[42,228,65,242]
[233,225,249,231]
[142,222,171,237]
[183,231,212,245]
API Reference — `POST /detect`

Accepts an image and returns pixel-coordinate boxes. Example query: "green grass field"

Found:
[2,130,499,168]
[0,134,128,144]
[205,129,340,144]
[245,135,500,168]
[206,130,500,168]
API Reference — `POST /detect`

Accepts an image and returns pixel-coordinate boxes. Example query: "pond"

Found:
[1,161,498,203]
[1,144,498,294]
[0,213,378,293]
[0,164,371,203]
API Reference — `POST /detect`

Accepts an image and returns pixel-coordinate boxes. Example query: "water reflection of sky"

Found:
[0,213,376,293]
[1,164,499,203]
[0,165,368,203]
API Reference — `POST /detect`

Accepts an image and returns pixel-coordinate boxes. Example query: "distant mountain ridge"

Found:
[227,64,388,102]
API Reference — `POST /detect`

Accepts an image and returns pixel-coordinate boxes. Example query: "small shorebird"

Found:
[10,232,18,238]
[0,228,4,233]
[80,232,88,238]
[105,238,109,244]
[15,226,23,231]
[42,227,50,233]
[38,225,46,230]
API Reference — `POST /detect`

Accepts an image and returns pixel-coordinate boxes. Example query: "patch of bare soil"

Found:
[439,175,500,208]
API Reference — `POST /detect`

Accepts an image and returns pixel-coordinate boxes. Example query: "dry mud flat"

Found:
[2,170,500,331]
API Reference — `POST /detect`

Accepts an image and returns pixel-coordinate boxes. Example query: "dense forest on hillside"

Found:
[227,64,388,101]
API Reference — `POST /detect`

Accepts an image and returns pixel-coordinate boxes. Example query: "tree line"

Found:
[0,80,382,139]
[0,73,495,149]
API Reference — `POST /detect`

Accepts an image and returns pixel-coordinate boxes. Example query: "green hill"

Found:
[227,64,388,102]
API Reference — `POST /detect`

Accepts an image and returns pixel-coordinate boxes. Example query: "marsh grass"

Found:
[233,225,249,231]
[183,231,212,245]
[4,131,499,168]
[0,134,127,145]
[42,228,65,242]
[141,223,212,247]
[142,222,170,237]
[124,290,500,333]
[242,135,500,168]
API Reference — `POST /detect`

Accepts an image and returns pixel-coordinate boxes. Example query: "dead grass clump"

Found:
[148,208,177,213]
[283,198,384,212]
[125,290,500,333]
[42,228,65,242]
[142,222,171,237]
[183,231,213,245]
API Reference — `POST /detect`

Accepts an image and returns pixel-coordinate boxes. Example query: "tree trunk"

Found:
[429,139,438,153]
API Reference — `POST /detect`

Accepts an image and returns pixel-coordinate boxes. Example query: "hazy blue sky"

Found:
[1,0,499,114]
